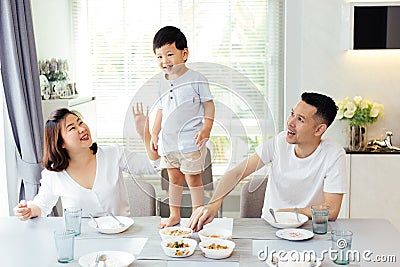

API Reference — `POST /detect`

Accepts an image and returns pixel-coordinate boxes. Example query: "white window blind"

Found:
[71,0,284,172]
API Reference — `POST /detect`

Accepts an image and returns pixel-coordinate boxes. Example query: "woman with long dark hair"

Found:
[14,107,157,219]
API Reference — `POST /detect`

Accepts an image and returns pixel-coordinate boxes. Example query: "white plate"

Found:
[88,216,134,234]
[264,211,309,228]
[79,251,134,267]
[265,252,322,267]
[276,228,314,241]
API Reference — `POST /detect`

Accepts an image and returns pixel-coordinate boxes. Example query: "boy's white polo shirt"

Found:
[156,69,213,156]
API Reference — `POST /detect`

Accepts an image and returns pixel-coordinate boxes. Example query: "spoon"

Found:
[92,253,100,267]
[269,208,277,223]
[89,213,99,228]
[99,254,107,267]
[108,212,125,227]
[294,207,300,222]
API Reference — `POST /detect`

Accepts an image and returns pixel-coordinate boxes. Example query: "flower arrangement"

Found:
[38,58,69,82]
[336,96,384,126]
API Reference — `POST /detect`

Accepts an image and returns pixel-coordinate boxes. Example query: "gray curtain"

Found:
[0,0,44,202]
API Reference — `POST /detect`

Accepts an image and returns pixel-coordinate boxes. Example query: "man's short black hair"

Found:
[301,92,338,127]
[153,26,187,53]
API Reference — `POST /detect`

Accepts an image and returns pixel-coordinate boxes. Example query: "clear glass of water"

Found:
[331,230,353,265]
[311,205,329,234]
[54,230,75,263]
[64,207,82,236]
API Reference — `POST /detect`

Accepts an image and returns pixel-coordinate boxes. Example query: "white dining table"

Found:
[0,216,399,267]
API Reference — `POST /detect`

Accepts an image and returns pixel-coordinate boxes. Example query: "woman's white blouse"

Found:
[31,145,157,217]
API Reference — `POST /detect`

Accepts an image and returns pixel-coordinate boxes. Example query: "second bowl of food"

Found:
[264,211,308,228]
[199,238,235,259]
[198,227,232,242]
[159,226,193,240]
[161,237,197,258]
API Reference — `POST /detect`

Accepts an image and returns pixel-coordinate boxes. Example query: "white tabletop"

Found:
[0,216,398,267]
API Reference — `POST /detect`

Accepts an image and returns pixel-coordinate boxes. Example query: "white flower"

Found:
[360,100,370,109]
[336,96,384,126]
[343,101,356,118]
[370,103,384,118]
[353,96,362,105]
[336,108,344,119]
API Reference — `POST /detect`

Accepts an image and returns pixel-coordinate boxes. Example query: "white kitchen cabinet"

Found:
[337,155,351,219]
[349,154,400,231]
[41,96,97,138]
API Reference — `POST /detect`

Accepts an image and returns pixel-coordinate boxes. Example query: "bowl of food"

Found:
[160,237,197,258]
[198,227,231,242]
[199,238,235,259]
[159,226,193,240]
[264,211,308,229]
[88,216,134,234]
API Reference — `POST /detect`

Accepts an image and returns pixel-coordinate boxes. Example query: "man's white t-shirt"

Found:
[156,69,213,156]
[255,131,348,219]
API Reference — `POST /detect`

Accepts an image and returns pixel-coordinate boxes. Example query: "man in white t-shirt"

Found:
[188,92,347,231]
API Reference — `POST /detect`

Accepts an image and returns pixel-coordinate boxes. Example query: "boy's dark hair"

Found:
[301,92,338,127]
[42,108,97,172]
[153,26,188,53]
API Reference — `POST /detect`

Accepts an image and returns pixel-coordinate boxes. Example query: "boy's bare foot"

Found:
[158,215,181,228]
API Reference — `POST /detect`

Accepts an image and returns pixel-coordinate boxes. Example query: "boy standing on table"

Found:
[151,26,215,228]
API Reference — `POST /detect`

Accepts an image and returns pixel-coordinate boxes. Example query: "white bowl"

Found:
[88,216,134,234]
[199,239,235,259]
[264,211,308,229]
[160,237,197,258]
[159,226,193,240]
[79,250,135,267]
[198,227,231,242]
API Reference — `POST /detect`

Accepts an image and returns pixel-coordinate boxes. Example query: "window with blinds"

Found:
[71,0,284,174]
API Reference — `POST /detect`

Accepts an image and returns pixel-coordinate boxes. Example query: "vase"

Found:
[348,125,367,151]
[48,80,68,98]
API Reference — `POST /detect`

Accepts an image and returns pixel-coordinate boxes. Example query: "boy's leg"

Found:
[159,168,184,228]
[185,173,204,213]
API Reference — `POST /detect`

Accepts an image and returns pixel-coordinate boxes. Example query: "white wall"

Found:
[31,0,73,79]
[286,0,400,146]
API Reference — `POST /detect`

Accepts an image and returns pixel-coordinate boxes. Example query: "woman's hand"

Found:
[14,200,33,221]
[132,102,149,139]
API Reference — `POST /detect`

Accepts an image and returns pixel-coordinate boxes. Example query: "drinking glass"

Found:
[331,230,353,265]
[54,230,75,263]
[311,205,329,234]
[64,207,82,236]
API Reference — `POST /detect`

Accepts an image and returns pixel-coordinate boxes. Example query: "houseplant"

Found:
[336,96,384,151]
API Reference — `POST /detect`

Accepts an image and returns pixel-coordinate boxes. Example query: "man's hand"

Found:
[188,202,220,232]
